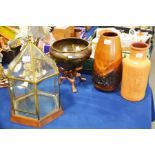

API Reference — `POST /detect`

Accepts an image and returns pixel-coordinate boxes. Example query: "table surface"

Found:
[0,74,154,129]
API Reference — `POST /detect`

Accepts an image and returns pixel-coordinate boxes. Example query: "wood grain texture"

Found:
[11,108,64,128]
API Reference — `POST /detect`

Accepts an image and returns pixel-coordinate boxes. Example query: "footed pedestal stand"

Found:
[59,66,86,93]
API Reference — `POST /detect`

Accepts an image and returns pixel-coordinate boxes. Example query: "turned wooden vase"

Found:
[93,32,122,91]
[121,42,151,101]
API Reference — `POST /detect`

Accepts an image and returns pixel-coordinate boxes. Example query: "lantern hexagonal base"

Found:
[11,108,64,128]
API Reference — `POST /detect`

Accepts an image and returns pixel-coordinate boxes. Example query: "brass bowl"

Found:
[50,38,92,70]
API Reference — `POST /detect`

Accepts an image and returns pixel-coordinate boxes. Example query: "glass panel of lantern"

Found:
[7,40,63,127]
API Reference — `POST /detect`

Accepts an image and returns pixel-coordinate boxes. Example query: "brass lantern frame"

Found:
[7,40,64,128]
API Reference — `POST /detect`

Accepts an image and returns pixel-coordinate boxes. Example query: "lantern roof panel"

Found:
[7,41,59,83]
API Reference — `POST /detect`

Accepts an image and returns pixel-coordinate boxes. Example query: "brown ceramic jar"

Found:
[93,32,122,91]
[121,42,151,101]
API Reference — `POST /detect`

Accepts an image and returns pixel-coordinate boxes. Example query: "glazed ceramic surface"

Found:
[121,42,151,101]
[93,32,122,91]
[50,38,92,70]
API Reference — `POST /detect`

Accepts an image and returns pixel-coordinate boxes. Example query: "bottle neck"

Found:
[130,49,147,61]
[129,42,148,61]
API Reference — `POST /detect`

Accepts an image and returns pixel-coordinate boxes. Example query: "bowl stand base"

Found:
[59,66,86,93]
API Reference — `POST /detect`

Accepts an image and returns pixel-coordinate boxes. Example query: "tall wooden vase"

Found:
[93,32,122,91]
[121,42,151,101]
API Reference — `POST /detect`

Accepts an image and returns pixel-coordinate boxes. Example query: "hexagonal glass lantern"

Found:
[7,40,64,127]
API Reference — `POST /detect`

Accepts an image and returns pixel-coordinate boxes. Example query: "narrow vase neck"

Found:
[130,49,147,61]
[129,42,148,61]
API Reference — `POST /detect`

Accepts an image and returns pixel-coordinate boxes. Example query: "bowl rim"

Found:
[51,37,90,53]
